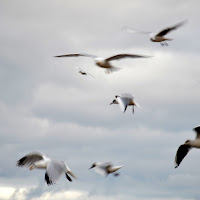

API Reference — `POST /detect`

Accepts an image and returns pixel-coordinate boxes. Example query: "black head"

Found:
[89,162,97,169]
[110,99,117,105]
[185,139,190,144]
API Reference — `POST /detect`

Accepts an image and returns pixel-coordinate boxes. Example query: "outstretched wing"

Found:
[193,126,200,139]
[87,72,95,79]
[76,66,82,71]
[95,162,112,176]
[117,96,130,113]
[156,20,187,37]
[174,144,191,168]
[106,54,150,62]
[45,160,65,185]
[54,53,97,58]
[16,151,45,167]
[122,26,151,35]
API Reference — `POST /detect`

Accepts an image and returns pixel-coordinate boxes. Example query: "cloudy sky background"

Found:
[1,0,200,199]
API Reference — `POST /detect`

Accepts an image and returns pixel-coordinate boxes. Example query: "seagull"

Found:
[110,93,140,113]
[16,151,76,185]
[89,162,124,177]
[76,67,95,78]
[123,20,187,46]
[174,126,200,168]
[54,53,150,73]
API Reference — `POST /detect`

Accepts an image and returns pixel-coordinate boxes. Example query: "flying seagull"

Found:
[89,162,124,177]
[123,20,187,46]
[110,93,140,113]
[54,53,150,73]
[174,126,200,168]
[16,151,76,185]
[76,67,95,78]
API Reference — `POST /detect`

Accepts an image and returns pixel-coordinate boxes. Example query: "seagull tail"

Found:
[134,101,141,108]
[105,67,120,74]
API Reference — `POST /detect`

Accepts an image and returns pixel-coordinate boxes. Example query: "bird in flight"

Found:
[76,67,95,78]
[16,151,76,185]
[54,53,150,73]
[174,126,200,168]
[89,162,124,177]
[123,20,187,46]
[110,93,140,113]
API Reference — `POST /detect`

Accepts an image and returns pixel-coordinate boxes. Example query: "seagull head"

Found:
[89,162,97,170]
[185,140,191,144]
[110,99,117,105]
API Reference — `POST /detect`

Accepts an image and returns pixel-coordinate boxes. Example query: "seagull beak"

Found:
[29,166,34,170]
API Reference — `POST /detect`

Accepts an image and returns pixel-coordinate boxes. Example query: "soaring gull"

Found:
[174,126,200,168]
[54,53,150,73]
[89,162,124,177]
[16,151,76,185]
[123,20,187,46]
[110,93,140,113]
[76,67,95,78]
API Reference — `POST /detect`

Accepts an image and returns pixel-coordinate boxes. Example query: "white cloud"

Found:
[0,186,15,200]
[32,190,88,200]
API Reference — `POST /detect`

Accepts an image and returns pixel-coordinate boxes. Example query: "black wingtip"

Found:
[66,173,72,182]
[16,156,27,167]
[45,172,53,186]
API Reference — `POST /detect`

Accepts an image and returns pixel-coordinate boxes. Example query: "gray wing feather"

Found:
[118,97,130,112]
[54,53,97,58]
[16,151,44,167]
[46,160,65,184]
[106,54,150,62]
[156,20,187,36]
[122,26,152,34]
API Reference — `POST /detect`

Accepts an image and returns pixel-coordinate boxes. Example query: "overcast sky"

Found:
[1,0,200,199]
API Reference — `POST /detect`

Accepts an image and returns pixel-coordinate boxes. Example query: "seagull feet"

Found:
[113,173,120,177]
[164,41,168,46]
[105,70,112,74]
[160,42,168,46]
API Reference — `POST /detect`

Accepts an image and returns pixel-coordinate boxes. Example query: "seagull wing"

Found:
[117,96,130,113]
[174,144,191,168]
[64,162,77,180]
[94,166,107,176]
[54,53,97,58]
[120,93,133,98]
[16,151,45,167]
[156,20,187,37]
[45,160,65,185]
[193,126,200,139]
[105,54,150,62]
[87,72,95,79]
[95,162,112,176]
[122,26,151,35]
[76,67,82,71]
